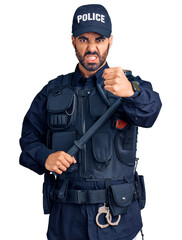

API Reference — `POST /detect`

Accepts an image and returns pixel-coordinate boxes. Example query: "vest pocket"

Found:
[92,133,112,170]
[108,183,135,217]
[114,126,136,166]
[47,93,76,130]
[51,131,78,173]
[52,131,76,152]
[135,172,146,210]
[89,91,107,118]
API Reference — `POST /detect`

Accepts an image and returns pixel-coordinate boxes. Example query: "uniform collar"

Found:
[73,62,109,87]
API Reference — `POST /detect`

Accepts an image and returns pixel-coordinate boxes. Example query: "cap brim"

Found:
[73,25,111,38]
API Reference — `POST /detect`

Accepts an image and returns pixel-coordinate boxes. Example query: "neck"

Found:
[78,61,106,78]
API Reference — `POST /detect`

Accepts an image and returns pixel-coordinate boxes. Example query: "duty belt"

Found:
[52,188,107,204]
[66,189,106,204]
[51,182,136,205]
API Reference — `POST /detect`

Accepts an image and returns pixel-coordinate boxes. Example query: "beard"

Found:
[75,44,110,72]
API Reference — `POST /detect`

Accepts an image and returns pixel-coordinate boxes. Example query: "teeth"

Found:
[87,56,96,60]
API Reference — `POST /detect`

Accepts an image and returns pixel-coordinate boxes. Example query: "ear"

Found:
[108,35,113,49]
[72,35,76,48]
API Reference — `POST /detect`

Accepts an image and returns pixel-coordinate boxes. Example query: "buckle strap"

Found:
[65,189,107,204]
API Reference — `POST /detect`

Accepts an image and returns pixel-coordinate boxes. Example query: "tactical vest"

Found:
[43,71,146,226]
[46,72,138,181]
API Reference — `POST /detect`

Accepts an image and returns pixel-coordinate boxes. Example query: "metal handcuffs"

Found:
[96,203,121,229]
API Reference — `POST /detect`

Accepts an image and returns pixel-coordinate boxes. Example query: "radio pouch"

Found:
[135,172,146,210]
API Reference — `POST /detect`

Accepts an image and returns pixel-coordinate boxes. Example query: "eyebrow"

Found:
[95,36,106,40]
[78,36,88,40]
[78,36,106,41]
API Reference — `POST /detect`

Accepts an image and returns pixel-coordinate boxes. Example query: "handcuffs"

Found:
[96,203,121,229]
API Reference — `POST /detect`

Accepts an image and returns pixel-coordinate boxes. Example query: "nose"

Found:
[86,43,97,53]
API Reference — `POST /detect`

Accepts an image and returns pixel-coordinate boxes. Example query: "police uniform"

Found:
[19,4,162,240]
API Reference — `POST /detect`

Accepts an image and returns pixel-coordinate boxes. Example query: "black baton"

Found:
[67,97,122,156]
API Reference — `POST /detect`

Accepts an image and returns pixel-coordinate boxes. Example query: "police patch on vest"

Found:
[77,13,105,23]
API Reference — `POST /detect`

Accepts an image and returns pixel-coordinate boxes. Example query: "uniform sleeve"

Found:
[19,85,54,175]
[122,76,162,128]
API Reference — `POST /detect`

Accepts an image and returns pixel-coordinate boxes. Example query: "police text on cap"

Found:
[77,13,105,24]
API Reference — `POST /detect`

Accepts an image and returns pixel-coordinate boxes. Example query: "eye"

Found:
[80,38,88,43]
[96,38,105,43]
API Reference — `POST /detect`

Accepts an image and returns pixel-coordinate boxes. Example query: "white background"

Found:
[1,0,182,239]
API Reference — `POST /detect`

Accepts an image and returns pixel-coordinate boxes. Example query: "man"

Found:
[19,4,162,240]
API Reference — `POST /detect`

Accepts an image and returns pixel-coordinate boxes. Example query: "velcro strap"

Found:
[66,189,107,204]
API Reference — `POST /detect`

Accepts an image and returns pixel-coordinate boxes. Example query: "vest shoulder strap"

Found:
[47,72,74,94]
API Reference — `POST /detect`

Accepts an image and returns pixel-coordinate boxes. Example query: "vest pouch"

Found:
[92,133,112,170]
[135,172,146,210]
[89,90,108,119]
[108,183,135,217]
[115,126,137,166]
[51,131,78,173]
[47,92,76,130]
[43,172,56,214]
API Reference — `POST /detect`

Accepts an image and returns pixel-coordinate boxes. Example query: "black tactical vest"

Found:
[46,72,138,182]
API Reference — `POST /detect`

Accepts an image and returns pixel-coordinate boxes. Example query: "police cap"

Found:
[72,4,112,38]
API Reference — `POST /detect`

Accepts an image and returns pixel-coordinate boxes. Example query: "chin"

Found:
[80,61,98,72]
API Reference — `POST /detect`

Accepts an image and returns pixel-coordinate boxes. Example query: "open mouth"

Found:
[85,55,98,63]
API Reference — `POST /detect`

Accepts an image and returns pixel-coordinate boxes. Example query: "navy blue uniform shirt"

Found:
[19,62,162,240]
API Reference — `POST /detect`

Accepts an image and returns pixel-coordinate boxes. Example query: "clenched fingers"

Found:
[102,67,123,79]
[104,79,116,86]
[57,152,76,172]
[62,152,77,164]
[54,168,63,175]
[45,151,77,174]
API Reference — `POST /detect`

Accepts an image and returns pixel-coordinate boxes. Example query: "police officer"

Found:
[19,4,162,240]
